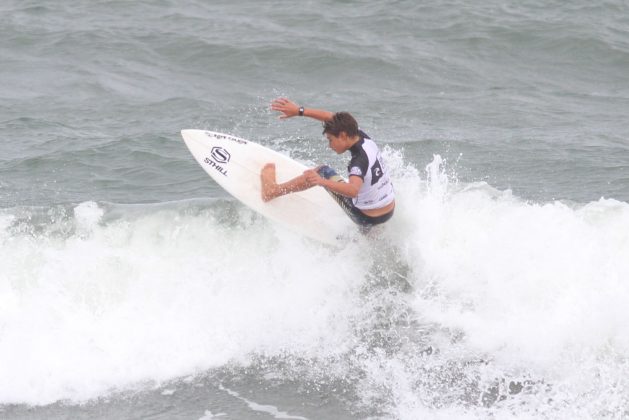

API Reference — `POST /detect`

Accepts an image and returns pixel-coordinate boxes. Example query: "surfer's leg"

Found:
[261,163,312,202]
[317,166,358,218]
[316,166,394,230]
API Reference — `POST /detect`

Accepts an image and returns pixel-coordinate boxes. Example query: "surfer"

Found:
[261,98,395,227]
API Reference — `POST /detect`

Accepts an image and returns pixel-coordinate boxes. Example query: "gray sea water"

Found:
[2,1,629,419]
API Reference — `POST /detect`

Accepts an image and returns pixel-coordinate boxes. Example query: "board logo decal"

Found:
[211,147,231,163]
[204,157,228,176]
[206,132,247,145]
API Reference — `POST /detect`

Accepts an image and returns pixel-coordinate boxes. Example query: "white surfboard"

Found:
[181,129,353,245]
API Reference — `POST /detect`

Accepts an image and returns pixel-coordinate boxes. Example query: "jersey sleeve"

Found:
[348,153,369,180]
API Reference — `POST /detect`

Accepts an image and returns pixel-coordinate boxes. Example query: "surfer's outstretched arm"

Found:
[271,98,333,122]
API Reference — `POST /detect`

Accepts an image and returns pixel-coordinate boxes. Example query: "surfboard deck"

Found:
[181,130,353,245]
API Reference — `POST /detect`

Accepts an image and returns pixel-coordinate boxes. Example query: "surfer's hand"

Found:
[271,97,300,119]
[303,169,324,186]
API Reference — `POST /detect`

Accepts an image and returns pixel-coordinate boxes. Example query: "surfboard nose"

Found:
[180,129,205,146]
[180,129,196,139]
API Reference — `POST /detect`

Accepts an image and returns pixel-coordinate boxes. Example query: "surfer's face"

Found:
[325,132,349,154]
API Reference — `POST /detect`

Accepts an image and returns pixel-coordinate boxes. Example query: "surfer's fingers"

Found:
[303,169,320,184]
[271,106,290,118]
[271,102,290,112]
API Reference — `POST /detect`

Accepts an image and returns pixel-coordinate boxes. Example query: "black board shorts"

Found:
[317,165,394,227]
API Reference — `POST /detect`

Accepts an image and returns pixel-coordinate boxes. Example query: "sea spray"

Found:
[387,154,629,418]
[1,153,629,418]
[0,200,366,405]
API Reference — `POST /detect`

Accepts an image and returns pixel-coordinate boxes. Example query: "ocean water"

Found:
[1,1,629,419]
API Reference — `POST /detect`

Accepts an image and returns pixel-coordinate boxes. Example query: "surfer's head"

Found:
[322,112,359,138]
[322,112,360,153]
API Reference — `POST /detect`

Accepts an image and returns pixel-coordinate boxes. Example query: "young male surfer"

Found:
[261,98,395,227]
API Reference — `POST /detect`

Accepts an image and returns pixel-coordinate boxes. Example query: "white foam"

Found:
[379,152,629,418]
[219,385,309,420]
[199,410,226,419]
[1,152,629,418]
[410,161,629,367]
[73,200,104,233]
[0,201,367,405]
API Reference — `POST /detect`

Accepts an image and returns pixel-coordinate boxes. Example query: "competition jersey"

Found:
[347,133,395,210]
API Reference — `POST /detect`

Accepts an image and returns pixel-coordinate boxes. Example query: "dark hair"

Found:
[322,112,359,138]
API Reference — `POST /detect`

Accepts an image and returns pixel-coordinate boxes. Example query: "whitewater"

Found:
[2,151,628,418]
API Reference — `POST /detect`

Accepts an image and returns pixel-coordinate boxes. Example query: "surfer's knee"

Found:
[317,165,335,179]
[317,165,344,183]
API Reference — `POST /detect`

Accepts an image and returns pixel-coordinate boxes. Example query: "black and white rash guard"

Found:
[347,133,395,210]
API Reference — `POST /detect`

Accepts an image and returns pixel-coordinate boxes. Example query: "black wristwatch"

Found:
[298,106,305,116]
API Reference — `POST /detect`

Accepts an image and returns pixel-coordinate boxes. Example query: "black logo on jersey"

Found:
[371,159,384,185]
[211,147,231,163]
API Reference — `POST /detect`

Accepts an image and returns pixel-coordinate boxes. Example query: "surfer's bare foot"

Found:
[261,163,280,202]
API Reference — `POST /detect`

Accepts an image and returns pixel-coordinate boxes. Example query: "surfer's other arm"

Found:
[271,97,333,122]
[304,169,362,198]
